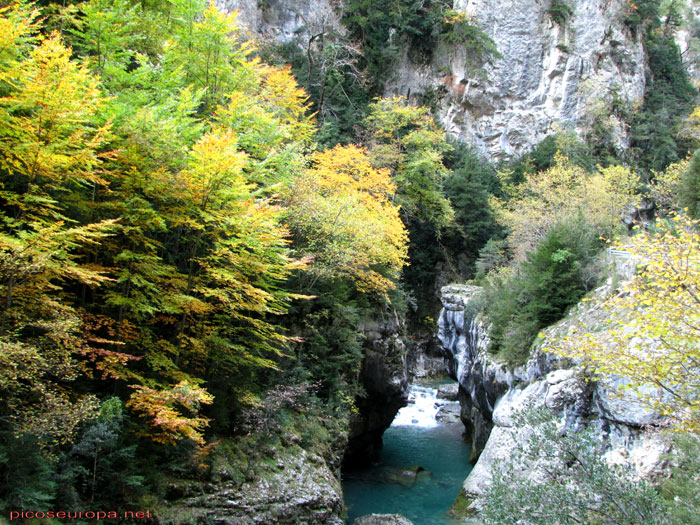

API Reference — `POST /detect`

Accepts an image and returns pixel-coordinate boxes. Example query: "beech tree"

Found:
[493,153,640,259]
[550,214,700,432]
[363,96,454,229]
[284,144,408,294]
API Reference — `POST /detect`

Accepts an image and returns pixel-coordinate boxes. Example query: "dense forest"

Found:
[0,0,699,523]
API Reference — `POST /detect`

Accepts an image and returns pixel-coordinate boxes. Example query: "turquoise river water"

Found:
[343,382,473,524]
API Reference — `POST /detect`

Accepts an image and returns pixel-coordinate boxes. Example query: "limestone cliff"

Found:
[437,283,671,511]
[159,440,345,524]
[346,316,410,466]
[218,0,650,160]
[389,0,647,160]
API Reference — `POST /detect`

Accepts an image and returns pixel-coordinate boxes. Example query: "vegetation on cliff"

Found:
[0,0,428,516]
[1,0,700,521]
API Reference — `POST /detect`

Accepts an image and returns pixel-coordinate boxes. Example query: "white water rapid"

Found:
[391,385,451,428]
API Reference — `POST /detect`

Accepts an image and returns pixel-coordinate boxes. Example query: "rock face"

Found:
[346,317,410,466]
[160,444,344,524]
[406,334,448,379]
[389,0,647,160]
[216,0,340,43]
[219,0,650,161]
[437,284,671,509]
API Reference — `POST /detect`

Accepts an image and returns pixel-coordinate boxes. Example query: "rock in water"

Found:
[354,514,414,525]
[437,383,459,401]
[436,403,462,424]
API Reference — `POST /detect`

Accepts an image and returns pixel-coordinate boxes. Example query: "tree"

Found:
[284,144,408,295]
[0,31,110,225]
[549,214,700,432]
[681,150,700,218]
[484,215,601,365]
[363,96,454,229]
[649,158,688,215]
[492,153,639,260]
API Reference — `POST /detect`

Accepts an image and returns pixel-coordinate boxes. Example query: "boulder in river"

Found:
[436,383,459,401]
[353,514,414,525]
[380,465,428,487]
[436,403,461,424]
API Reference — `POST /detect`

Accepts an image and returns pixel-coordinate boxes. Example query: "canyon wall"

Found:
[437,282,670,511]
[218,0,649,161]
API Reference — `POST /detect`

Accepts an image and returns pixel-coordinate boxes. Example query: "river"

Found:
[343,381,473,524]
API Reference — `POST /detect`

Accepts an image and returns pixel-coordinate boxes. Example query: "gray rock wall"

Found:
[346,316,409,465]
[161,443,345,524]
[216,0,342,43]
[388,0,647,160]
[218,0,651,161]
[437,284,671,510]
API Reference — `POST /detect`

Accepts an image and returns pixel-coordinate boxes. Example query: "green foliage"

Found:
[343,1,497,94]
[439,10,501,74]
[661,434,700,524]
[364,96,453,229]
[549,214,700,433]
[682,149,700,218]
[475,238,511,281]
[0,1,422,515]
[629,16,697,175]
[546,0,574,25]
[0,433,57,511]
[59,398,144,507]
[482,408,665,524]
[343,0,442,92]
[441,142,502,277]
[274,38,368,147]
[508,131,607,184]
[283,277,368,404]
[485,216,602,365]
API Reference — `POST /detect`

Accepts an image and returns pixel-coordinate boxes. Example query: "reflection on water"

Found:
[343,382,473,525]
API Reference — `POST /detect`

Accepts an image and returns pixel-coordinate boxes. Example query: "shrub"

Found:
[547,0,573,25]
[482,408,665,524]
[681,149,700,218]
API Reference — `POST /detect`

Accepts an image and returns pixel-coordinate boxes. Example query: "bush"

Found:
[662,434,700,524]
[682,149,700,218]
[482,408,665,524]
[547,0,573,25]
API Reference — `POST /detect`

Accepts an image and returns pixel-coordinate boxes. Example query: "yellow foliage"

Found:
[127,380,214,445]
[285,144,409,294]
[548,214,700,433]
[494,153,640,259]
[649,159,689,215]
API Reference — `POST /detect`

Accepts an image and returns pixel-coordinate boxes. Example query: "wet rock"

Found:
[346,316,410,466]
[353,514,414,525]
[411,352,447,379]
[436,403,462,424]
[437,383,459,401]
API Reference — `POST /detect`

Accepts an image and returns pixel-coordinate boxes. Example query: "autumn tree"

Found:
[0,7,117,454]
[549,214,700,432]
[284,144,408,295]
[363,96,454,229]
[493,153,640,260]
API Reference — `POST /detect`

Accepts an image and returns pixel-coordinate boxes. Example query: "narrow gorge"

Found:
[1,0,697,523]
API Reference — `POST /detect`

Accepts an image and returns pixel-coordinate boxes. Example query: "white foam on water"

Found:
[391,385,443,428]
